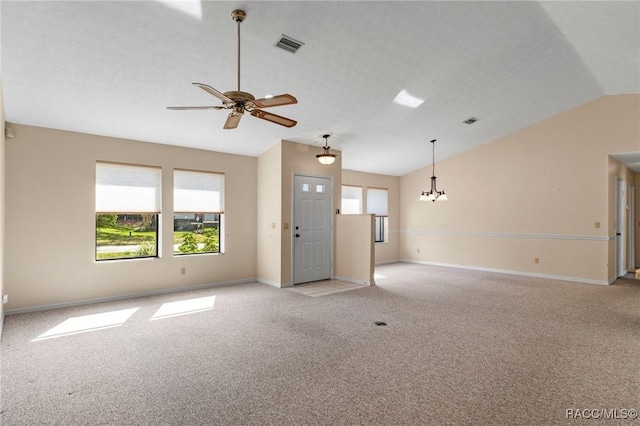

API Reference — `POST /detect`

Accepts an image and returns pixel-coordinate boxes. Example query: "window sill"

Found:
[173,252,223,257]
[95,256,160,263]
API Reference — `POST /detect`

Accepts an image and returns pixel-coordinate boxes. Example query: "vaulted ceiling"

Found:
[2,1,639,176]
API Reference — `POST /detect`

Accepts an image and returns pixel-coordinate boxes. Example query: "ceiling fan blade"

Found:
[250,109,297,128]
[193,83,232,102]
[167,106,225,110]
[223,111,243,129]
[252,94,298,109]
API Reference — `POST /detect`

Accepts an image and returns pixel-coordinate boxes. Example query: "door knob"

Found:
[295,233,300,238]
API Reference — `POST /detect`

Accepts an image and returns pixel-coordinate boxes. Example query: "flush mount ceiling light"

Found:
[316,134,337,165]
[393,89,425,108]
[419,139,448,202]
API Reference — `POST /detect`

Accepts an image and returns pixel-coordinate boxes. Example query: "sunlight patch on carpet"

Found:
[32,308,140,342]
[150,296,216,320]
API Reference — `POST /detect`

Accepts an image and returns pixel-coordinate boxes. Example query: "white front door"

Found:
[293,175,332,284]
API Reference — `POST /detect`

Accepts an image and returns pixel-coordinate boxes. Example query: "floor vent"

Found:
[463,117,479,125]
[374,321,388,327]
[275,35,304,53]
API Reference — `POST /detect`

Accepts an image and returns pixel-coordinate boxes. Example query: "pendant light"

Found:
[316,134,337,165]
[419,139,448,202]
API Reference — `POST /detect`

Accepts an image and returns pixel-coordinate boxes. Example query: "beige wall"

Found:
[5,124,257,310]
[256,140,342,287]
[3,95,638,313]
[0,79,5,330]
[400,95,640,284]
[280,140,342,285]
[637,173,640,268]
[256,142,282,285]
[335,214,375,285]
[342,170,400,264]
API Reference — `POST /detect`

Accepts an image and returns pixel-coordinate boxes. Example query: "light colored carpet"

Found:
[1,262,639,425]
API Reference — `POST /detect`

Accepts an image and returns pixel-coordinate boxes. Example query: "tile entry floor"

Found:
[286,279,369,297]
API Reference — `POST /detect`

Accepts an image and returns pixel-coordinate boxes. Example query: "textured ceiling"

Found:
[2,1,639,176]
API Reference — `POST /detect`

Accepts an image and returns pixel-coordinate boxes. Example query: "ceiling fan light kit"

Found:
[167,10,298,129]
[419,139,447,202]
[316,134,337,165]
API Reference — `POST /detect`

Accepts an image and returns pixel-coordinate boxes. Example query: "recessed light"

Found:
[393,89,425,108]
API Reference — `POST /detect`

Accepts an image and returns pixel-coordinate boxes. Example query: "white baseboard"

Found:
[256,278,293,288]
[334,276,374,286]
[375,259,400,266]
[400,259,611,286]
[5,278,256,315]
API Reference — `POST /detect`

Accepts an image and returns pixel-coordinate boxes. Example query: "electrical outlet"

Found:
[2,294,8,304]
[595,222,600,229]
[534,257,540,264]
[417,248,420,254]
[181,267,186,275]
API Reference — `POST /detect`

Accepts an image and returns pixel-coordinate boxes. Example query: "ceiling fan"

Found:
[167,9,297,129]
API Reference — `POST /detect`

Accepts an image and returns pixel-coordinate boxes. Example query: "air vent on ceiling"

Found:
[463,117,479,125]
[275,35,304,53]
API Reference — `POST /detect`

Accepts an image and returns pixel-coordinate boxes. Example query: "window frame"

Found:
[341,185,363,215]
[173,169,225,256]
[373,216,389,243]
[95,161,162,262]
[366,187,389,244]
[173,212,223,256]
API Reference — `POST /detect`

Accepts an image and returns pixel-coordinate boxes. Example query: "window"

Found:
[95,162,161,260]
[341,185,363,214]
[173,169,224,255]
[367,188,388,243]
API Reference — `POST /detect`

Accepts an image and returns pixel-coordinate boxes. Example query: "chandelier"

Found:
[419,139,448,202]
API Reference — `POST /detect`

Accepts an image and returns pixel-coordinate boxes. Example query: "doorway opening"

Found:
[615,177,626,278]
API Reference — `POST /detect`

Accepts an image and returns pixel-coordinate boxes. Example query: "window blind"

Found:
[366,188,388,216]
[96,162,161,213]
[174,170,224,213]
[341,185,362,215]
